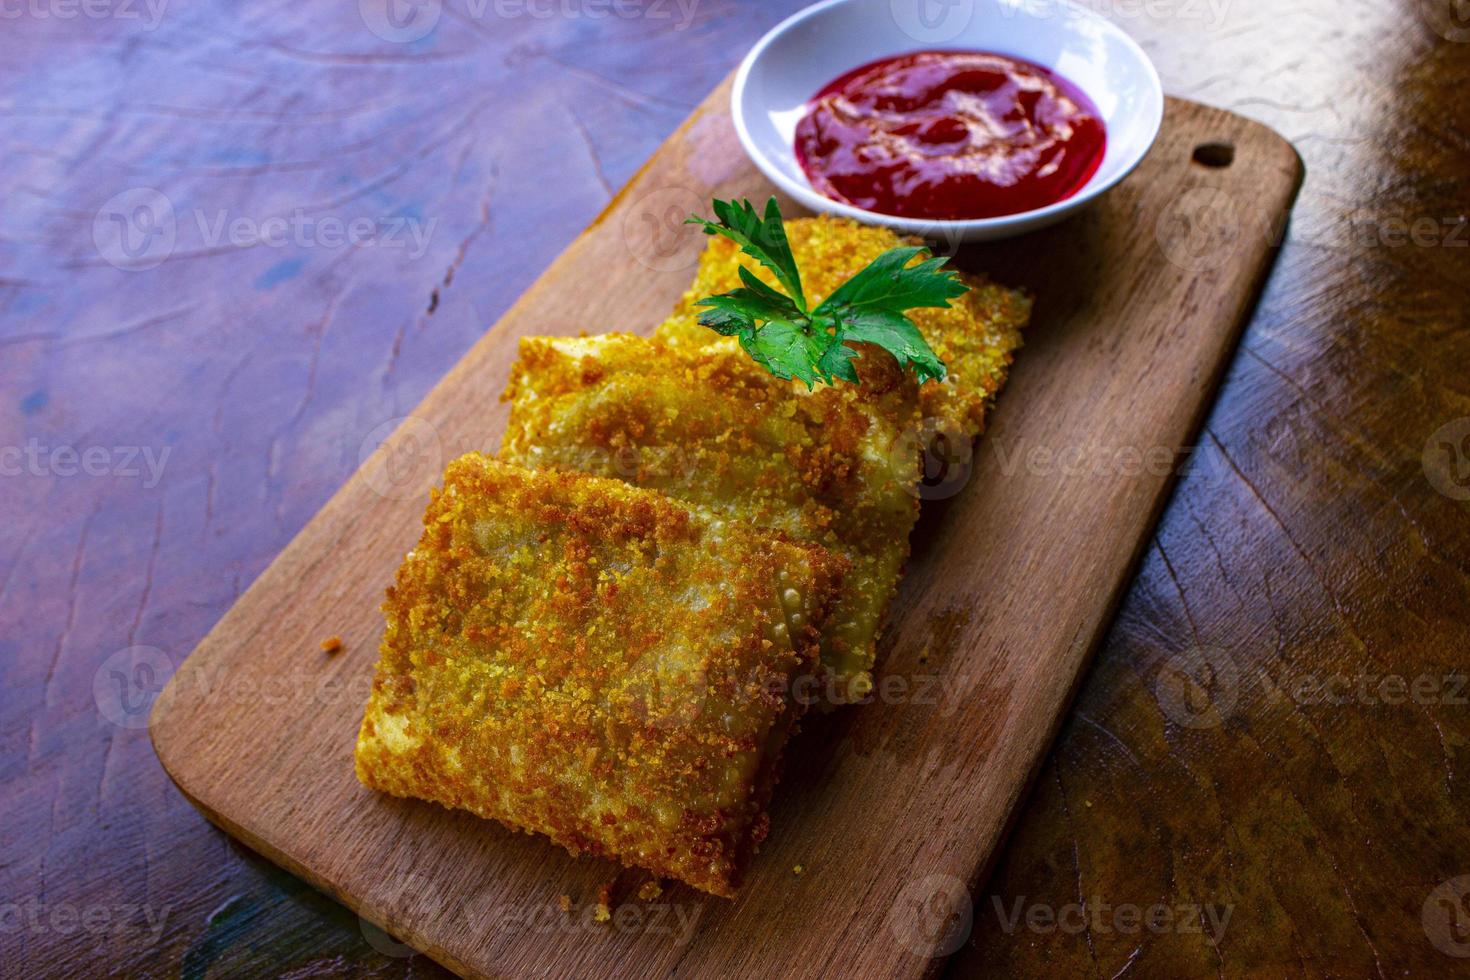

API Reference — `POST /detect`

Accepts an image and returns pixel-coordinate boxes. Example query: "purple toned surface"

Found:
[3,2,1469,977]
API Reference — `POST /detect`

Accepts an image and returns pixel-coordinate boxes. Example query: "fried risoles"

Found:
[354,455,846,897]
[658,214,1031,440]
[501,334,919,702]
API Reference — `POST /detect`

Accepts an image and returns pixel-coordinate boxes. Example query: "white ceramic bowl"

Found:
[732,0,1164,243]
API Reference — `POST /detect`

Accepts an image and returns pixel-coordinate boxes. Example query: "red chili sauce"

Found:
[794,50,1106,220]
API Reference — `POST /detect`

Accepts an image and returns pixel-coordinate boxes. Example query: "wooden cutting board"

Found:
[151,76,1302,979]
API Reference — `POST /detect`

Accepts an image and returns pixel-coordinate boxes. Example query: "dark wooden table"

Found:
[3,2,1467,977]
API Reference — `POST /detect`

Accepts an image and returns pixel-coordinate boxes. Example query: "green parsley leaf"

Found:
[814,246,969,317]
[815,331,862,384]
[688,197,964,389]
[686,197,808,313]
[695,289,798,334]
[736,317,830,388]
[735,265,800,315]
[832,308,946,385]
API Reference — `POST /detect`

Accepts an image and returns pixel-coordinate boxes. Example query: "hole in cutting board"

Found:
[1192,142,1235,168]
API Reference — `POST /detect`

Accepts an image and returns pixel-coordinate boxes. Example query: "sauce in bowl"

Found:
[794,50,1106,221]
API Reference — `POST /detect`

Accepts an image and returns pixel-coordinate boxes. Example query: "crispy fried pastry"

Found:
[657,214,1030,439]
[354,455,846,896]
[501,334,918,702]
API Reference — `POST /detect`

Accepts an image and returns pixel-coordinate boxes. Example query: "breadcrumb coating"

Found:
[501,333,919,702]
[657,214,1030,438]
[354,455,846,897]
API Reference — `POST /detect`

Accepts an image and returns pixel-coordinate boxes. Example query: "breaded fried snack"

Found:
[501,334,918,702]
[355,454,846,897]
[657,214,1030,439]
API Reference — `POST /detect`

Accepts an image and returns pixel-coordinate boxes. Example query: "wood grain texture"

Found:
[146,78,1301,978]
[6,4,1470,979]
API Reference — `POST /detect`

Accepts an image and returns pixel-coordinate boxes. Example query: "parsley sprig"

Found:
[685,197,966,388]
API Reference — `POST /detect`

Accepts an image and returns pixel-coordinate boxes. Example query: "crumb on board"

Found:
[637,880,663,902]
[557,894,571,913]
[594,882,614,923]
[793,864,804,876]
[319,635,343,654]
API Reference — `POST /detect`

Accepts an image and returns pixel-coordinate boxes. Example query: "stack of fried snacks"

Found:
[356,216,1029,896]
[502,217,1030,700]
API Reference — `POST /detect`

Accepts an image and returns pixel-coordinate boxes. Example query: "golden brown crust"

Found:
[501,333,920,701]
[657,214,1031,438]
[354,455,846,897]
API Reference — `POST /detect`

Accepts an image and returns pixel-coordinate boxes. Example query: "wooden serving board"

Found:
[151,77,1302,979]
